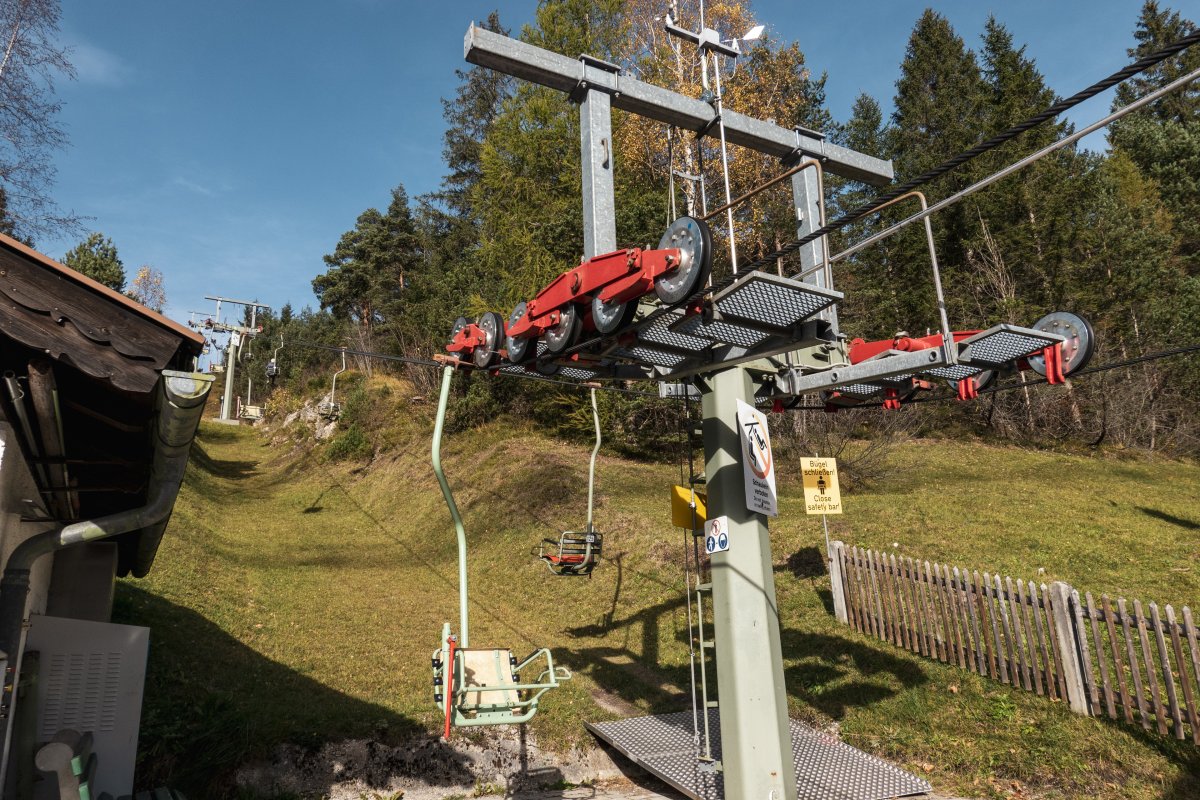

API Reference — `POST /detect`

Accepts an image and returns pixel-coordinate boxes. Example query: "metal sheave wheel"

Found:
[473,311,504,369]
[654,216,713,305]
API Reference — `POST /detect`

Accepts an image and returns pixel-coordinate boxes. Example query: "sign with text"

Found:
[736,399,778,517]
[802,458,842,514]
[704,515,730,555]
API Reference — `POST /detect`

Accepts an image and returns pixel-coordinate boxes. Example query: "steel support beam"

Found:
[580,89,616,259]
[790,167,838,333]
[465,24,894,186]
[220,336,238,421]
[702,365,797,800]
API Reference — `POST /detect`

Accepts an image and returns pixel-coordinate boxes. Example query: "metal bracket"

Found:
[568,53,621,103]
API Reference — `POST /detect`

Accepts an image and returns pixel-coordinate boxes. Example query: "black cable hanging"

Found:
[842,340,1200,410]
[286,339,668,399]
[739,28,1200,274]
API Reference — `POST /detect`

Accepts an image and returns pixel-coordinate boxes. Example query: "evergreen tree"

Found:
[63,232,125,291]
[883,11,990,332]
[1109,2,1200,263]
[313,185,421,348]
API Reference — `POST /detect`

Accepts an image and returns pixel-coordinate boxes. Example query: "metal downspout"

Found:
[431,365,469,647]
[0,370,212,787]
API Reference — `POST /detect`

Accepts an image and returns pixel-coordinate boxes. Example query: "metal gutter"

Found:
[0,369,213,786]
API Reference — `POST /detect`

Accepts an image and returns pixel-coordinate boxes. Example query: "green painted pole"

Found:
[702,364,797,800]
[432,365,469,647]
[586,389,600,532]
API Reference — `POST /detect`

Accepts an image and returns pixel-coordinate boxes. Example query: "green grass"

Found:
[117,379,1200,798]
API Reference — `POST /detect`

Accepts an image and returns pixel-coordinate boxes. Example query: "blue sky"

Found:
[46,1,1198,330]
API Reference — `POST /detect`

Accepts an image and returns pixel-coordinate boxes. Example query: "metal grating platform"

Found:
[711,271,841,332]
[587,710,931,800]
[958,324,1063,367]
[671,314,773,349]
[637,311,713,353]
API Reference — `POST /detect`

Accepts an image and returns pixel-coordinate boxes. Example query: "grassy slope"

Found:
[117,378,1200,798]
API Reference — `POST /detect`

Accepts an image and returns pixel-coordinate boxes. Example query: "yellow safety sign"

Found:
[671,485,708,529]
[802,457,842,515]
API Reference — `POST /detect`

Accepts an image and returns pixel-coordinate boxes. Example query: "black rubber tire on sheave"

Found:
[544,304,582,354]
[473,311,504,369]
[506,301,535,364]
[654,216,713,305]
[591,292,639,334]
[535,359,561,376]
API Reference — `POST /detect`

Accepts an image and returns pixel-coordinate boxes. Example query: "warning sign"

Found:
[736,399,778,517]
[802,457,842,515]
[704,516,730,555]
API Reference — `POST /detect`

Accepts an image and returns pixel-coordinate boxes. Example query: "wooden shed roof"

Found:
[0,233,204,394]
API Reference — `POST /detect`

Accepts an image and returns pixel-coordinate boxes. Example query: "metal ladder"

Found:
[682,401,720,770]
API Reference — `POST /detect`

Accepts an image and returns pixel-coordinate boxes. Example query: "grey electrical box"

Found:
[24,614,150,795]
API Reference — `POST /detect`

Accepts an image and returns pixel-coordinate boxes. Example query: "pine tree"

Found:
[63,232,125,291]
[1109,2,1200,263]
[313,184,421,350]
[883,11,990,332]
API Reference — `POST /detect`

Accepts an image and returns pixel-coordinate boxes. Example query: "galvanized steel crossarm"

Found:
[464,24,893,186]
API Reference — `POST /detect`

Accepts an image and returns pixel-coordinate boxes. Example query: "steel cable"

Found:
[738,28,1200,274]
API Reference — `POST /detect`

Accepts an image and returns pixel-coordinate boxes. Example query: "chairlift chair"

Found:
[430,362,570,737]
[538,388,604,576]
[266,335,283,382]
[317,350,347,420]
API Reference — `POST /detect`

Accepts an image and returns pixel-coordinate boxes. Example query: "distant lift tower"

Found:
[203,296,270,421]
[463,21,897,800]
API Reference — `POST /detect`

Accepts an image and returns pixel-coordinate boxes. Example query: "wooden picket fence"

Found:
[827,541,1200,744]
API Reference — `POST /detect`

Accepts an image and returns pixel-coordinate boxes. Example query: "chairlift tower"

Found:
[203,295,270,421]
[463,16,895,800]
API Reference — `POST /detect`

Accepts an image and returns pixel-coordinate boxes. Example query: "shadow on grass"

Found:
[780,628,927,720]
[1137,506,1200,531]
[114,583,470,798]
[185,440,258,483]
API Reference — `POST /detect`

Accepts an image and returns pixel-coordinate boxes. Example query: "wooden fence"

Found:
[827,541,1200,744]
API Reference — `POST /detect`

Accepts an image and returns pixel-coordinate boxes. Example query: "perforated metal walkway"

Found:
[587,710,932,800]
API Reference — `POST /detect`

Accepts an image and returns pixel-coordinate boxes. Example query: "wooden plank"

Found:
[842,546,859,632]
[986,573,1009,684]
[1184,608,1200,744]
[920,560,941,661]
[946,567,966,671]
[1085,592,1114,717]
[1166,605,1199,745]
[844,547,859,632]
[1102,594,1131,722]
[882,551,901,647]
[959,568,981,674]
[1006,577,1031,691]
[1020,581,1044,696]
[856,548,874,636]
[1150,603,1184,740]
[966,570,986,675]
[906,558,927,657]
[975,570,995,680]
[939,563,963,668]
[867,549,887,643]
[1030,583,1055,700]
[875,550,897,646]
[907,557,925,655]
[995,574,1018,686]
[1044,583,1068,701]
[1120,598,1151,730]
[890,555,910,651]
[1135,599,1169,735]
[988,575,1008,681]
[1072,589,1101,716]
